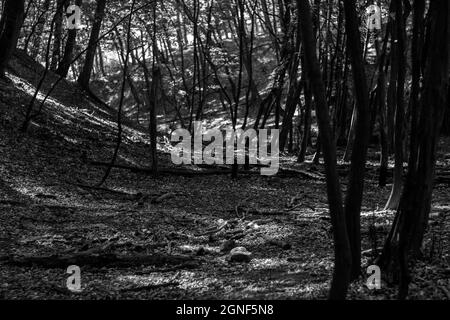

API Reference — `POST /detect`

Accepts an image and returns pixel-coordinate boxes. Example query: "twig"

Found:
[195,221,228,237]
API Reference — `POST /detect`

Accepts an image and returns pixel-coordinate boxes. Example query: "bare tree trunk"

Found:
[255,0,294,130]
[443,84,450,135]
[298,76,312,163]
[29,0,50,59]
[298,0,351,300]
[77,0,107,90]
[442,86,450,135]
[343,103,356,162]
[0,0,25,78]
[312,135,321,164]
[379,0,448,299]
[96,0,135,186]
[57,0,83,78]
[385,0,409,210]
[280,8,302,150]
[97,45,107,77]
[376,17,392,187]
[343,0,372,280]
[112,32,143,122]
[149,1,160,177]
[140,2,159,177]
[50,0,65,71]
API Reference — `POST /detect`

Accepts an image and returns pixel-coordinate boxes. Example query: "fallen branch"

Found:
[90,161,245,176]
[89,161,328,179]
[3,252,196,268]
[135,262,198,274]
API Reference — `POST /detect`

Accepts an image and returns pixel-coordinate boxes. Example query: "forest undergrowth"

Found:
[0,51,449,300]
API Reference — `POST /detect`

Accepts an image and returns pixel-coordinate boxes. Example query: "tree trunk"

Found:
[376,17,392,187]
[141,1,159,177]
[379,0,448,299]
[77,0,107,89]
[442,83,450,135]
[343,104,356,162]
[385,0,408,210]
[50,0,65,71]
[280,13,302,151]
[343,0,372,280]
[298,78,312,163]
[29,0,50,59]
[298,0,351,300]
[0,0,25,78]
[96,0,135,186]
[57,0,83,78]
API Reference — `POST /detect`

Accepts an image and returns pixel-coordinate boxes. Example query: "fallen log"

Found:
[3,252,197,269]
[89,161,327,179]
[89,161,246,176]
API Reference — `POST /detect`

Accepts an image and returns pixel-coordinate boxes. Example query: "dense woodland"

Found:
[0,0,449,300]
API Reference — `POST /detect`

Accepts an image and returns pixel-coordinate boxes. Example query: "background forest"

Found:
[0,0,449,300]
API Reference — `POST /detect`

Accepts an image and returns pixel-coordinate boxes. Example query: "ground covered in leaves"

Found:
[0,51,449,300]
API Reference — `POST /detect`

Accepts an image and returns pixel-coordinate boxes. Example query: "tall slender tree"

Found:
[77,0,107,89]
[385,0,410,210]
[379,0,448,299]
[0,0,25,79]
[57,0,83,78]
[298,0,351,300]
[342,0,372,279]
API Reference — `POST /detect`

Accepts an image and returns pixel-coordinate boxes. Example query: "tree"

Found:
[57,0,83,78]
[0,0,25,78]
[443,84,450,135]
[384,0,410,210]
[28,0,51,59]
[50,0,66,71]
[297,0,351,300]
[379,0,448,299]
[96,0,136,186]
[77,0,107,89]
[342,0,372,280]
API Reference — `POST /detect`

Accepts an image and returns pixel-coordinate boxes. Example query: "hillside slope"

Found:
[0,51,448,300]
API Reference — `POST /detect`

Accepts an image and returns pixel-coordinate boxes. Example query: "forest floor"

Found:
[0,50,449,300]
